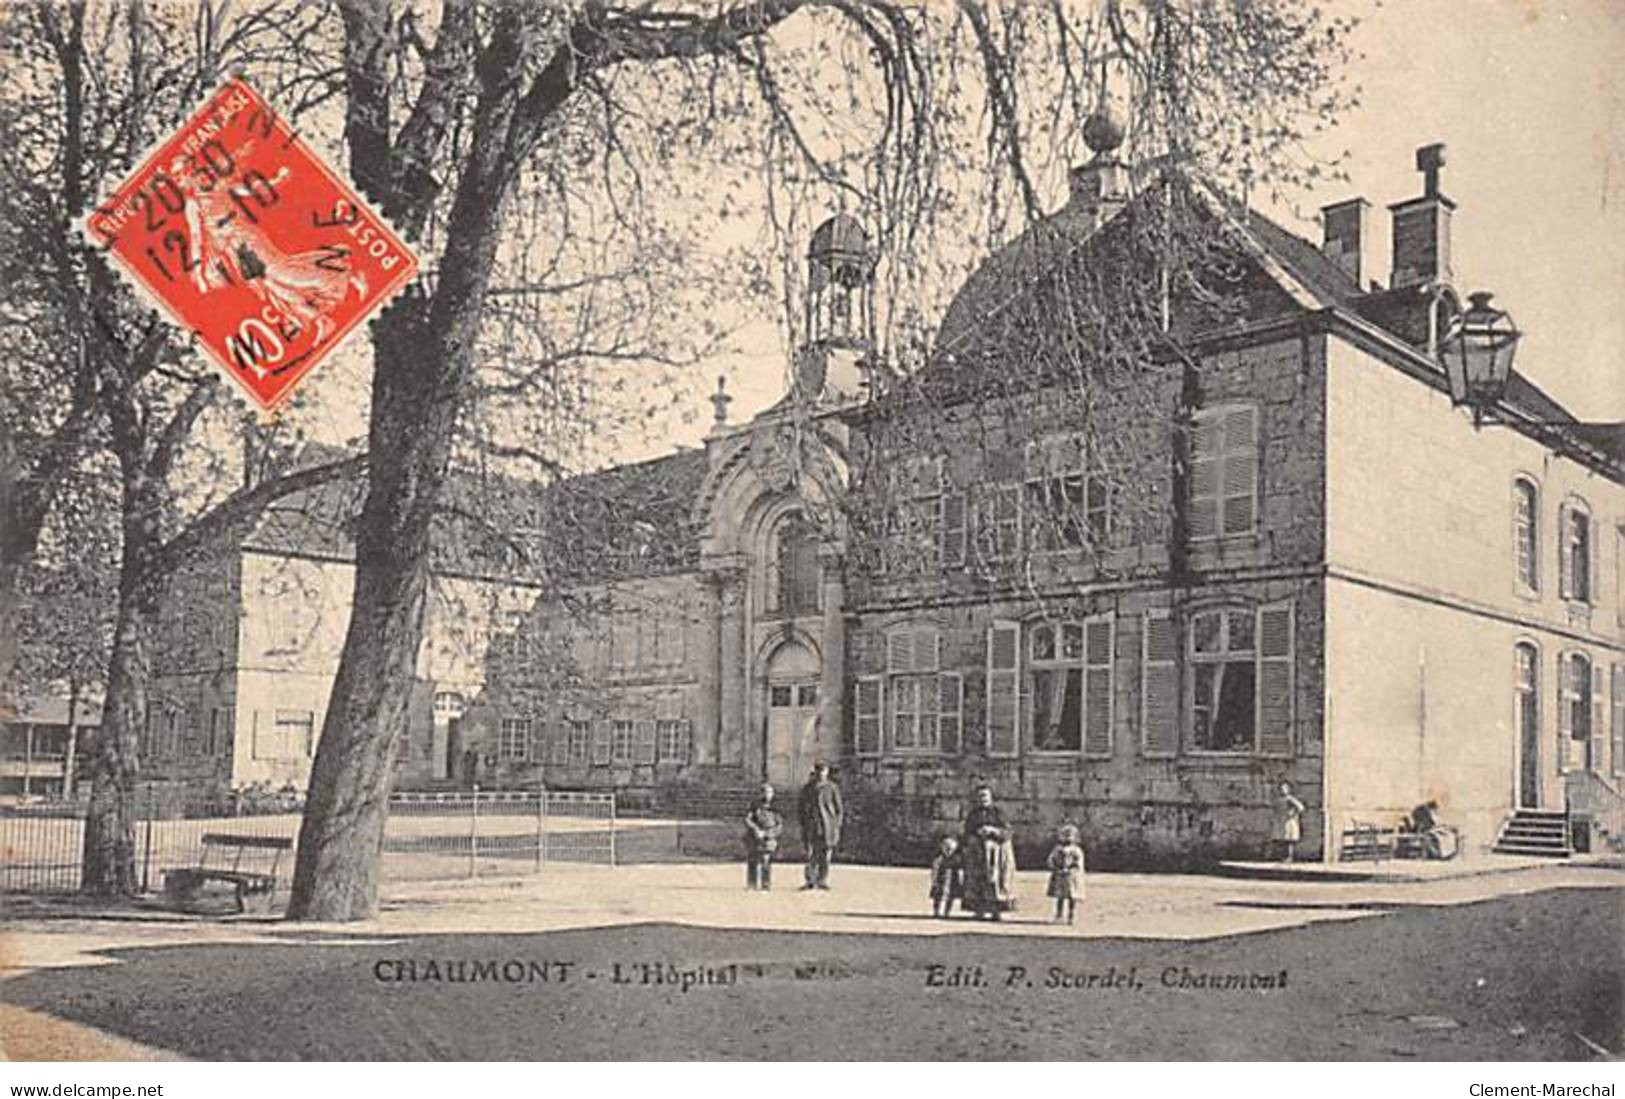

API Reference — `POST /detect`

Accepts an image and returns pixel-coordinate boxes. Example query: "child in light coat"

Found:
[743,784,784,890]
[1045,824,1086,924]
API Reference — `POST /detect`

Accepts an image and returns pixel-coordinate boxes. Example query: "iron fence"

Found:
[0,788,747,895]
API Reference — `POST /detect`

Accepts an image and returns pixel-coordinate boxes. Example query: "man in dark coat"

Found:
[798,761,844,890]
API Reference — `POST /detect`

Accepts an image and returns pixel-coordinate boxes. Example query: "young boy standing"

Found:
[743,783,784,890]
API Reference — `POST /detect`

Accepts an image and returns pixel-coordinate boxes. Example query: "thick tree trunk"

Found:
[287,13,554,920]
[79,469,162,895]
[79,572,154,894]
[286,221,500,919]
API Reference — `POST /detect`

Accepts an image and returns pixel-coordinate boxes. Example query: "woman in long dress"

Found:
[960,785,1016,920]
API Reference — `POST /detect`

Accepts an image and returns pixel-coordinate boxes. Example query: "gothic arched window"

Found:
[773,514,821,617]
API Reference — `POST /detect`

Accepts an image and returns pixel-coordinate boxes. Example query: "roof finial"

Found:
[709,374,732,427]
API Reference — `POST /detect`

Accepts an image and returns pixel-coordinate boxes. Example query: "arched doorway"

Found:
[765,641,819,787]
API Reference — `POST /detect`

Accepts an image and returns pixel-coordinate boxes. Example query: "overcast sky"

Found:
[673,0,1624,455]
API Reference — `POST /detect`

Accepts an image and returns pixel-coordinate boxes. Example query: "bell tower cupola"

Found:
[795,213,876,404]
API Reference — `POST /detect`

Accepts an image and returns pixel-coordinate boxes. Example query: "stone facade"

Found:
[137,152,1624,867]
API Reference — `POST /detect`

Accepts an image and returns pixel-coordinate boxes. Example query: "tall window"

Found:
[1558,652,1592,773]
[883,625,961,753]
[1559,500,1592,603]
[433,692,465,722]
[610,719,636,764]
[1027,620,1113,755]
[1512,478,1539,593]
[1188,405,1259,540]
[567,720,591,764]
[878,457,942,576]
[657,719,692,763]
[1190,609,1256,752]
[973,484,1021,566]
[1025,434,1110,552]
[1185,603,1294,755]
[773,515,821,616]
[499,718,531,761]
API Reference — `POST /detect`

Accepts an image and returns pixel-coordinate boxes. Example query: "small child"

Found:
[1045,824,1086,925]
[742,783,784,890]
[929,836,962,918]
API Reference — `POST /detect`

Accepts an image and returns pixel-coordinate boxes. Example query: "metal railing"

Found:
[0,788,634,894]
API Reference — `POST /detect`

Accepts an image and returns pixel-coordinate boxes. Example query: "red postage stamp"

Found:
[85,76,419,410]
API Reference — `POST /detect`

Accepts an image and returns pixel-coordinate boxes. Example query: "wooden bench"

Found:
[163,833,292,914]
[1339,821,1397,862]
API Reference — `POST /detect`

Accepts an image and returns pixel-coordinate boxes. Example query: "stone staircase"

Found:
[1491,808,1573,858]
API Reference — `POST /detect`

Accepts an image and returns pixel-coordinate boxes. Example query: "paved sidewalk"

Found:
[4,859,1620,978]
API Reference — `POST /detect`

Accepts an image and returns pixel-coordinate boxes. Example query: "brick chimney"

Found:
[1320,197,1371,287]
[1388,143,1455,289]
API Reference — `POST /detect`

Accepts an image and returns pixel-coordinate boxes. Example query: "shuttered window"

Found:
[986,621,1020,757]
[1189,405,1258,540]
[1256,602,1294,757]
[1559,501,1592,603]
[1141,610,1178,758]
[854,676,883,757]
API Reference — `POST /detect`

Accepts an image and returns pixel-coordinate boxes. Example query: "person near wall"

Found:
[1406,799,1455,860]
[1273,782,1306,863]
[798,761,844,890]
[742,783,784,890]
[961,785,1017,920]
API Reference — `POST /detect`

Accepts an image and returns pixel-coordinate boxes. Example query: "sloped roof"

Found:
[919,180,1618,480]
[242,444,709,585]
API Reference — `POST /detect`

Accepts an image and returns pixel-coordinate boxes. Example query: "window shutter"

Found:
[591,722,612,765]
[938,673,963,754]
[917,628,941,672]
[1083,615,1114,759]
[1188,455,1219,541]
[1256,601,1295,757]
[1611,664,1625,778]
[941,492,967,568]
[986,621,1020,757]
[887,630,914,674]
[1140,611,1178,758]
[1591,663,1606,774]
[635,720,657,765]
[1557,656,1574,774]
[854,676,883,757]
[1558,504,1573,600]
[551,724,569,766]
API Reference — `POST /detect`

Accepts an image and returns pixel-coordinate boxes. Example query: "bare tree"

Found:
[0,0,369,893]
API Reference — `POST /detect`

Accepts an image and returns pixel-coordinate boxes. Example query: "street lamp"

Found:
[1438,290,1522,425]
